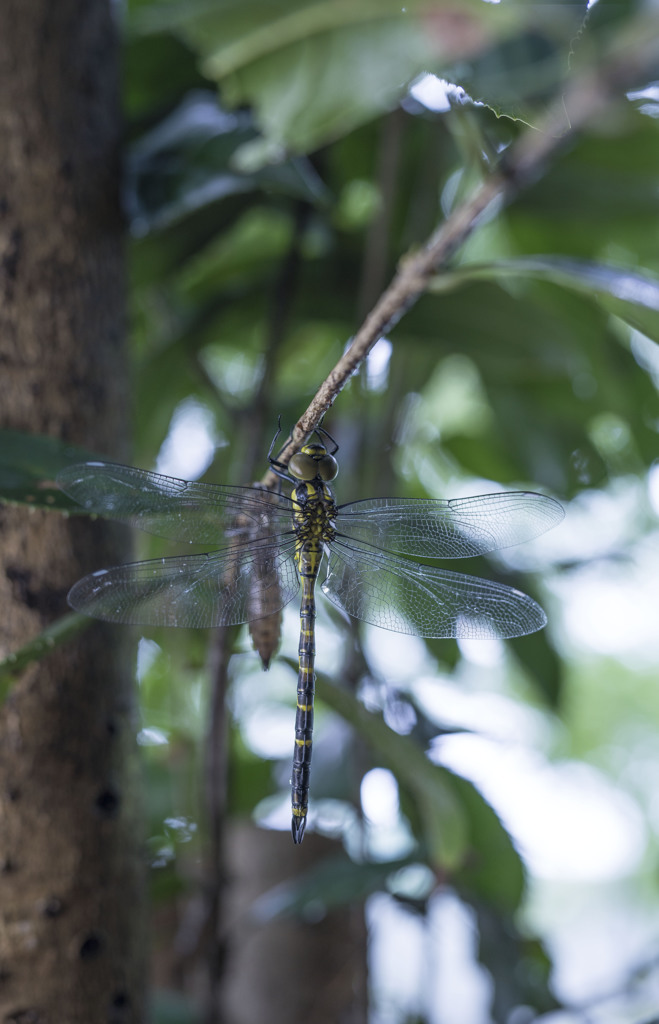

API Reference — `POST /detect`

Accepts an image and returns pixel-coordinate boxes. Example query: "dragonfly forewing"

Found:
[336,492,564,558]
[322,537,547,639]
[57,462,295,545]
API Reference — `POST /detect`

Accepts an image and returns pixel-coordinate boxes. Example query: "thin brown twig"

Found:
[260,19,659,488]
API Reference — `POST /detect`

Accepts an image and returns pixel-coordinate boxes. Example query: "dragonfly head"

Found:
[289,443,338,483]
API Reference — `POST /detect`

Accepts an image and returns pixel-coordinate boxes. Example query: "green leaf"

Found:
[132,1,585,155]
[450,773,526,912]
[315,676,524,909]
[0,430,101,511]
[444,25,581,127]
[127,92,329,232]
[217,17,431,156]
[177,206,295,300]
[229,727,277,816]
[124,30,207,121]
[435,256,659,343]
[317,676,468,869]
[511,629,563,708]
[252,852,409,920]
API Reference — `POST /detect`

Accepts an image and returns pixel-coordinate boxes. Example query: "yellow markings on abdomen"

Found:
[289,479,338,844]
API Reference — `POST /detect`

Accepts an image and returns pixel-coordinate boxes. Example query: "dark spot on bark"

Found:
[42,897,64,918]
[5,569,63,615]
[60,159,74,180]
[79,932,104,960]
[0,968,11,984]
[7,787,20,802]
[108,990,131,1024]
[106,717,118,736]
[0,198,9,216]
[95,787,120,818]
[5,568,37,609]
[4,1010,45,1023]
[1,858,16,874]
[2,227,22,281]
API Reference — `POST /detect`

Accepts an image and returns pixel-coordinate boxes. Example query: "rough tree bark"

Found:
[0,2,146,1021]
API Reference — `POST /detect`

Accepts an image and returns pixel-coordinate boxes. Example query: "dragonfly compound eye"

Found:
[317,455,338,482]
[289,452,318,481]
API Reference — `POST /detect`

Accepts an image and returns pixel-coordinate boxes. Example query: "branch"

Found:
[261,17,659,487]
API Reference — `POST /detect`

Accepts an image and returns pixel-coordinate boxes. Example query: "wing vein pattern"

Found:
[322,536,547,639]
[57,462,295,544]
[337,492,564,558]
[67,537,300,628]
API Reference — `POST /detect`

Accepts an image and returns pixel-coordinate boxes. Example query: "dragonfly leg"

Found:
[291,575,316,843]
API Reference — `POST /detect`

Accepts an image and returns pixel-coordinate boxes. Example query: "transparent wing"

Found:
[67,536,300,628]
[336,492,564,558]
[321,538,546,639]
[57,462,294,545]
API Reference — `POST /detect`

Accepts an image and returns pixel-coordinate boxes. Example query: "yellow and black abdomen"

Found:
[290,480,336,844]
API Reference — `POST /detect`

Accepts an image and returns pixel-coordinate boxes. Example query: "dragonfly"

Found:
[57,426,564,843]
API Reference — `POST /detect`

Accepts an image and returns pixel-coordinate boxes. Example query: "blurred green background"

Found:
[5,1,659,1021]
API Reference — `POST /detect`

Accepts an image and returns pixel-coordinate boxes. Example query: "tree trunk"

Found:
[0,2,146,1021]
[218,824,368,1024]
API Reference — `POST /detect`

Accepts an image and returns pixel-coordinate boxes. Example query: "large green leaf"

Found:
[317,675,525,910]
[444,24,580,127]
[317,675,467,869]
[207,16,431,157]
[177,206,295,300]
[435,256,659,343]
[450,772,525,913]
[403,273,659,494]
[127,92,328,232]
[131,0,587,155]
[509,115,659,266]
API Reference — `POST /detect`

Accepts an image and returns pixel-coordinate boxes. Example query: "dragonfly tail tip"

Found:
[291,815,307,844]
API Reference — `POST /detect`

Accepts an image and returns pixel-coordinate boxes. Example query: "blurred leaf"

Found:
[476,905,558,1020]
[229,728,276,815]
[134,337,211,455]
[214,18,430,156]
[405,276,658,494]
[252,852,408,920]
[126,92,329,233]
[510,628,563,707]
[0,430,100,510]
[511,116,659,264]
[446,26,578,127]
[450,772,525,913]
[124,31,206,120]
[132,1,587,154]
[436,257,659,343]
[177,206,295,300]
[316,670,525,911]
[318,675,468,869]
